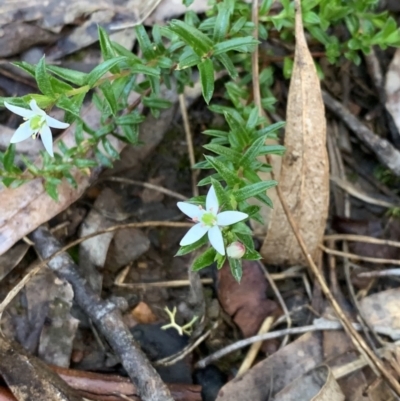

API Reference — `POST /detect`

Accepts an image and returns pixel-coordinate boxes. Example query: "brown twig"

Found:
[179,94,199,197]
[98,176,188,200]
[324,234,400,248]
[322,90,400,176]
[320,244,400,265]
[195,318,400,368]
[29,227,174,401]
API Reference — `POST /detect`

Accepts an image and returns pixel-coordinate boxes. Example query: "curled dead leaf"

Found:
[260,0,329,265]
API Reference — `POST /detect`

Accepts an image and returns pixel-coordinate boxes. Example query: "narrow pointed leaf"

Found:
[198,58,214,104]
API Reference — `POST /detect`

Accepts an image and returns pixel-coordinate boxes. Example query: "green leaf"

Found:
[169,19,213,57]
[101,137,120,159]
[122,124,140,144]
[13,61,35,77]
[258,145,286,156]
[46,65,88,86]
[3,144,16,173]
[115,113,145,125]
[87,57,126,87]
[213,37,259,55]
[56,94,83,116]
[128,63,160,77]
[257,121,285,137]
[175,235,208,256]
[283,56,294,79]
[228,257,242,282]
[36,56,54,97]
[142,96,172,109]
[224,111,248,149]
[74,158,97,168]
[135,25,156,60]
[95,148,113,168]
[44,180,59,201]
[255,192,273,208]
[243,249,262,260]
[239,136,266,168]
[235,232,255,251]
[233,180,277,202]
[178,49,201,70]
[111,41,142,62]
[216,254,226,269]
[213,2,231,42]
[192,248,217,271]
[2,177,15,187]
[205,156,241,187]
[198,58,214,104]
[215,53,238,78]
[210,178,230,207]
[98,26,117,62]
[203,143,241,161]
[100,81,118,115]
[203,129,228,138]
[232,221,252,235]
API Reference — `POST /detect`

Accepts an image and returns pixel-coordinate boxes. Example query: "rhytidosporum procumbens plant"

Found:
[0,0,399,280]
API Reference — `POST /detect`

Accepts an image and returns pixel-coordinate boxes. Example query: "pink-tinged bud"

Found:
[226,242,246,259]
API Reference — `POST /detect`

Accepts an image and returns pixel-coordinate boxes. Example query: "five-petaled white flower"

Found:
[4,99,70,157]
[177,185,248,255]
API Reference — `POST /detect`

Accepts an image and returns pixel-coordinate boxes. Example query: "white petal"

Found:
[10,121,34,143]
[40,124,54,157]
[177,202,204,220]
[217,211,248,226]
[29,99,46,116]
[208,225,225,255]
[4,102,35,118]
[180,223,209,246]
[45,115,70,129]
[206,185,219,214]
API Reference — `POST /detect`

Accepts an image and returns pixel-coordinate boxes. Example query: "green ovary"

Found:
[29,115,45,131]
[201,212,216,227]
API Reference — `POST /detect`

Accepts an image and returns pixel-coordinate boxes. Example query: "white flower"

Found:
[177,185,248,255]
[4,99,70,157]
[226,241,246,259]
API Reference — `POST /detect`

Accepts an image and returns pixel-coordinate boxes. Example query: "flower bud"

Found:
[226,241,246,259]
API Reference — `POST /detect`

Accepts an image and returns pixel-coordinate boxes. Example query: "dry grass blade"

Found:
[260,0,329,265]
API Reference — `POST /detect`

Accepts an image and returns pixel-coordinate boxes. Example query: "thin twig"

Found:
[195,318,400,369]
[114,272,303,289]
[357,269,400,278]
[179,94,199,197]
[320,244,400,265]
[99,177,188,201]
[324,234,400,248]
[259,261,292,347]
[237,316,274,376]
[330,175,397,208]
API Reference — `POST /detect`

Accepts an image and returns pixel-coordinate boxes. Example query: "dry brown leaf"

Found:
[217,260,280,338]
[216,332,323,401]
[274,365,344,401]
[260,0,329,265]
